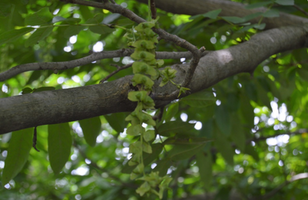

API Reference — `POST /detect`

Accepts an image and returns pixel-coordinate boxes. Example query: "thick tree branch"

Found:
[137,0,308,29]
[0,50,209,82]
[0,26,307,134]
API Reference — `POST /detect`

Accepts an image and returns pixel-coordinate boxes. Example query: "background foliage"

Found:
[1,0,308,199]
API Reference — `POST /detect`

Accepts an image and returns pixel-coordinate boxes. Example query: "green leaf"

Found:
[131,51,155,62]
[136,182,151,196]
[164,103,179,122]
[275,0,294,6]
[2,128,33,185]
[122,144,163,173]
[244,144,259,161]
[221,16,245,24]
[64,26,84,38]
[143,130,155,142]
[253,23,266,30]
[196,151,212,189]
[164,137,211,145]
[0,27,34,45]
[178,87,190,97]
[127,124,144,136]
[256,81,271,109]
[157,121,195,137]
[79,117,101,147]
[167,143,206,161]
[262,9,280,18]
[190,9,221,20]
[240,95,254,129]
[25,27,54,47]
[214,126,234,165]
[89,25,114,35]
[86,13,105,24]
[215,105,231,136]
[22,87,33,94]
[181,90,216,107]
[132,40,155,50]
[131,74,154,90]
[132,61,158,79]
[230,114,246,152]
[48,123,72,175]
[25,7,53,25]
[33,87,55,93]
[142,142,152,153]
[203,9,222,19]
[243,12,263,21]
[297,67,308,81]
[154,159,171,175]
[104,112,129,133]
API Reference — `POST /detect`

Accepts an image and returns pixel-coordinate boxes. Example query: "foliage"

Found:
[0,0,308,199]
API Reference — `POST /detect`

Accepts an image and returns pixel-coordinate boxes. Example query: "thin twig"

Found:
[99,63,133,83]
[33,127,40,152]
[150,0,156,19]
[0,49,209,82]
[293,4,308,16]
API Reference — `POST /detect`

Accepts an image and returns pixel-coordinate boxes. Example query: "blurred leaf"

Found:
[22,87,33,94]
[79,117,101,147]
[64,26,84,38]
[215,105,231,136]
[164,103,179,122]
[214,126,234,165]
[122,144,163,173]
[262,9,280,18]
[2,128,32,185]
[52,16,81,24]
[48,123,72,175]
[196,151,212,188]
[157,121,195,137]
[89,25,114,35]
[256,81,271,109]
[240,95,254,129]
[221,16,245,24]
[244,144,259,161]
[25,7,53,25]
[190,9,222,20]
[104,112,129,133]
[167,143,206,161]
[25,27,54,47]
[275,0,294,5]
[230,114,246,152]
[164,137,211,145]
[181,90,216,108]
[33,87,55,93]
[0,27,34,45]
[297,67,308,81]
[154,159,171,176]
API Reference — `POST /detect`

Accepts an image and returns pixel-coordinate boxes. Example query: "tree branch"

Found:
[99,63,133,83]
[0,26,307,134]
[0,50,209,82]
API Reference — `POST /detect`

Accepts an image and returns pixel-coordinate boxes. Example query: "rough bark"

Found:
[1,26,307,134]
